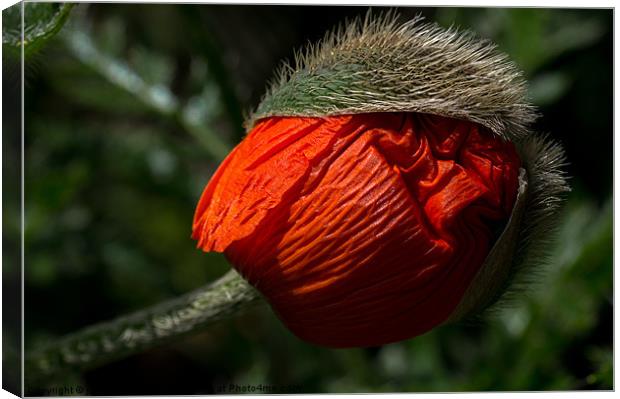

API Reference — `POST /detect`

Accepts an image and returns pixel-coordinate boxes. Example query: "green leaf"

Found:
[62,28,232,160]
[529,72,572,106]
[3,2,74,57]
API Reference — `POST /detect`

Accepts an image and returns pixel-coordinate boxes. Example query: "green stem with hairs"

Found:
[25,269,261,387]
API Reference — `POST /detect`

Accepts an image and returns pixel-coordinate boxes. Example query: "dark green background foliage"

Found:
[3,4,612,394]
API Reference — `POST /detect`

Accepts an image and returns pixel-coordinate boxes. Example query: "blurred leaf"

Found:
[435,8,607,74]
[529,72,572,106]
[498,196,613,389]
[129,45,175,87]
[179,6,245,140]
[3,2,73,57]
[65,30,178,115]
[184,80,224,126]
[95,15,126,56]
[46,52,153,115]
[102,241,168,307]
[28,256,58,286]
[545,17,606,61]
[62,28,232,160]
[507,10,605,73]
[586,347,612,388]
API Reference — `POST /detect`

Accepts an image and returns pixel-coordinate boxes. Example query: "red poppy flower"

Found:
[192,112,521,347]
[191,13,569,348]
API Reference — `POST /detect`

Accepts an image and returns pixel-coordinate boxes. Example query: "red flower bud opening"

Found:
[192,112,521,347]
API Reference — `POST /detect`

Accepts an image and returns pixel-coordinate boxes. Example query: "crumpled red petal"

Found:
[192,112,520,347]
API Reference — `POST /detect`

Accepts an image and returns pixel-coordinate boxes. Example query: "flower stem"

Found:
[25,269,261,385]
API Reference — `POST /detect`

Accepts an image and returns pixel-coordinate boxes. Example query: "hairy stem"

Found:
[25,269,261,386]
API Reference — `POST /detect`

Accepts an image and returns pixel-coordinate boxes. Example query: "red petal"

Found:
[193,113,520,347]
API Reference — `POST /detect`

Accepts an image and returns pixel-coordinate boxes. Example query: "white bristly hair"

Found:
[248,11,537,140]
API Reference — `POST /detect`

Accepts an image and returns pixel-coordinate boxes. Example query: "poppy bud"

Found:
[192,14,569,347]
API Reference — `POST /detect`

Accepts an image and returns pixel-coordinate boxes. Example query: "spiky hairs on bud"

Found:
[247,11,569,322]
[248,11,537,140]
[449,136,569,321]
